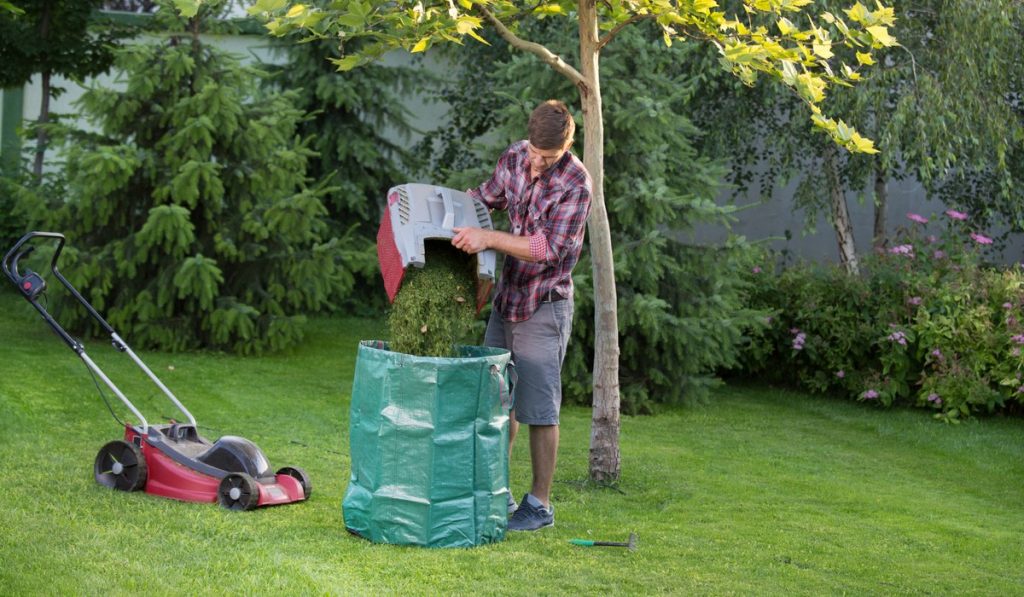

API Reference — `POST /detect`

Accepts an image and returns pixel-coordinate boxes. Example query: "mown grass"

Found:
[0,288,1022,595]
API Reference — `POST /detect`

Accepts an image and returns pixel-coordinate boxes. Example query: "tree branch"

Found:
[477,5,586,88]
[596,13,655,52]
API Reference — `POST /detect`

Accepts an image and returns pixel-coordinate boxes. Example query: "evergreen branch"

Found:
[476,5,586,88]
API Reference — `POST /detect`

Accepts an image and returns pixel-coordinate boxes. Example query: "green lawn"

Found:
[0,288,1022,595]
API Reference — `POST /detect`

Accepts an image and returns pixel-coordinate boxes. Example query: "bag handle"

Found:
[490,361,516,411]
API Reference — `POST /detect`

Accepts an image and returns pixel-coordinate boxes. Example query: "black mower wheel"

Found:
[218,472,259,511]
[94,440,148,492]
[277,466,312,499]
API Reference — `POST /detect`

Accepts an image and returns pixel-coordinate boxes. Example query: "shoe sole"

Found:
[507,520,554,532]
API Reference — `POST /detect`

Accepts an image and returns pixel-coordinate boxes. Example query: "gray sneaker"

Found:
[507,493,518,516]
[508,494,554,531]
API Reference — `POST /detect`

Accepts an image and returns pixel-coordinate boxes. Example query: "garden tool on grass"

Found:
[377,183,496,311]
[570,533,638,552]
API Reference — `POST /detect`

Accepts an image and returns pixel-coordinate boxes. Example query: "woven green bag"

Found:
[342,340,513,548]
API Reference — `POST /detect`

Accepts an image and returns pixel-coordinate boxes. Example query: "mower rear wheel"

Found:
[94,440,148,492]
[277,466,312,499]
[218,472,259,511]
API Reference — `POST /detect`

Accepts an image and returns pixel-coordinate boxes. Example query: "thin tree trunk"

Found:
[579,0,620,483]
[32,4,53,178]
[479,1,622,482]
[872,158,888,249]
[824,143,859,275]
[32,71,51,178]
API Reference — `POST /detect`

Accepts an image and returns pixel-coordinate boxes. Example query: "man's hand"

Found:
[452,227,491,254]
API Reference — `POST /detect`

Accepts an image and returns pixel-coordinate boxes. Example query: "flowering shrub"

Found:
[737,209,1024,421]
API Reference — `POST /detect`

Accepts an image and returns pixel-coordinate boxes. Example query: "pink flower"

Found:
[927,235,939,244]
[970,232,993,245]
[931,348,943,360]
[1003,302,1014,310]
[887,330,908,346]
[888,244,914,256]
[907,296,922,306]
[927,393,942,405]
[836,370,845,378]
[933,250,947,259]
[792,332,807,350]
[945,209,968,221]
[907,213,929,224]
[752,266,762,274]
[863,389,879,400]
[1013,334,1024,345]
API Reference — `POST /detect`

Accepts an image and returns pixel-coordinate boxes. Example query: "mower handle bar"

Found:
[3,231,197,434]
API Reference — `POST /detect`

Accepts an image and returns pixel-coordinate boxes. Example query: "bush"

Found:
[737,209,1024,420]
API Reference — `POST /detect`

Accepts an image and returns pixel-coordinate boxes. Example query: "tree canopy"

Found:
[177,0,894,482]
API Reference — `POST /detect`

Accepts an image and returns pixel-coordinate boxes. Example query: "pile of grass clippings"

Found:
[387,240,479,357]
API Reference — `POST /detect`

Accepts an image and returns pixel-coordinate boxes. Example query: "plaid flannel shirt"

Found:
[469,140,592,322]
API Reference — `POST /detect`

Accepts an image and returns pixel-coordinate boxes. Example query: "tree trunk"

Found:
[31,70,51,178]
[578,0,621,483]
[872,157,888,250]
[32,3,53,178]
[479,1,622,482]
[824,143,858,275]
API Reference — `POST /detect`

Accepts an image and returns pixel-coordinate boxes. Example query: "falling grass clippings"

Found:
[387,240,479,357]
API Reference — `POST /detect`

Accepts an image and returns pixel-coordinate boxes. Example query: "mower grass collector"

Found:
[3,231,311,511]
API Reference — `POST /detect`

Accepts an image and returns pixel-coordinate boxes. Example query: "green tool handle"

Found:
[570,539,627,547]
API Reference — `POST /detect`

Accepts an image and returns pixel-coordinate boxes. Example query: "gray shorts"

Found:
[484,299,573,425]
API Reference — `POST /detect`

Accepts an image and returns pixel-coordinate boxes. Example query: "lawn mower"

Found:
[3,231,311,511]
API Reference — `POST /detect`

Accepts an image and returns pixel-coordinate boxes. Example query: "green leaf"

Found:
[173,0,202,18]
[777,17,797,36]
[844,2,871,24]
[336,12,364,27]
[533,4,566,16]
[455,15,482,35]
[866,25,897,47]
[855,51,874,65]
[248,0,287,15]
[285,4,307,18]
[411,36,430,53]
[0,1,24,14]
[329,55,362,71]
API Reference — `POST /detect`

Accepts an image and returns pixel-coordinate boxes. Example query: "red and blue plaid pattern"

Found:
[469,140,592,322]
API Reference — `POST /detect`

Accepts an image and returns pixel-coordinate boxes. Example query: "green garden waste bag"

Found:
[342,340,513,548]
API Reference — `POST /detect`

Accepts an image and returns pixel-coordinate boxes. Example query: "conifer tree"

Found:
[33,0,352,353]
[264,31,422,312]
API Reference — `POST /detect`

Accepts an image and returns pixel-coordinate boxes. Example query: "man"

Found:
[451,99,592,532]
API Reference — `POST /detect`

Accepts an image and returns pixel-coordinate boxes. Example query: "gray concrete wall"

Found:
[696,170,1024,266]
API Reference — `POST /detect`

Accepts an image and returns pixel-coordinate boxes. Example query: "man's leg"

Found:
[529,424,559,508]
[506,300,572,531]
[509,413,519,458]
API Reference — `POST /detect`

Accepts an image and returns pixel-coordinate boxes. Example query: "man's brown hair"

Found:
[528,100,575,150]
